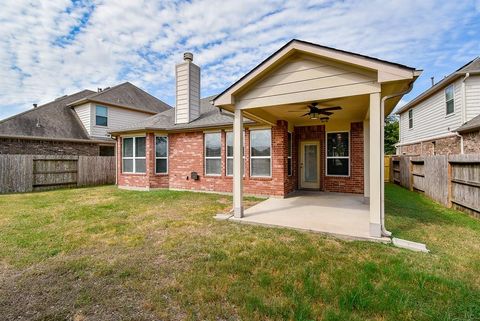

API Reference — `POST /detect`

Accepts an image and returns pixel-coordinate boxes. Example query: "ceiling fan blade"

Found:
[287,110,308,112]
[319,111,333,116]
[300,112,311,117]
[318,106,342,111]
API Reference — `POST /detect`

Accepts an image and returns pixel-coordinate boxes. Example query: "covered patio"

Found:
[213,40,421,239]
[230,191,388,242]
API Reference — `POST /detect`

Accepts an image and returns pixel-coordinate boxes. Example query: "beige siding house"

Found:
[397,57,480,155]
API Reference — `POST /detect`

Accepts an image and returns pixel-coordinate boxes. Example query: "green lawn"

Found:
[0,184,479,321]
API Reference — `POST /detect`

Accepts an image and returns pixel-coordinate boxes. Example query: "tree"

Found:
[384,115,399,155]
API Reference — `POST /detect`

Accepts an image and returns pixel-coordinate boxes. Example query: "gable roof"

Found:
[0,90,95,140]
[456,113,480,133]
[397,57,480,114]
[214,39,419,106]
[110,95,254,134]
[68,82,172,114]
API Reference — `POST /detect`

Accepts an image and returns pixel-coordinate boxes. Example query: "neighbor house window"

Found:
[226,131,245,176]
[155,136,168,174]
[205,132,221,175]
[408,109,413,129]
[326,132,349,176]
[287,132,293,176]
[445,85,454,115]
[96,105,108,126]
[122,137,146,173]
[250,129,271,177]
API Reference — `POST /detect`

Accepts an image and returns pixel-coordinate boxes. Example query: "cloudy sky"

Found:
[0,0,479,119]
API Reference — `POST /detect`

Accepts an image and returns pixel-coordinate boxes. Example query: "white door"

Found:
[300,141,320,189]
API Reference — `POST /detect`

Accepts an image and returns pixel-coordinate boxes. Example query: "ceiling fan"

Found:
[288,102,342,121]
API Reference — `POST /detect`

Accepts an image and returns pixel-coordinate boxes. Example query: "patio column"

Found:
[363,120,370,203]
[233,108,244,218]
[369,92,382,237]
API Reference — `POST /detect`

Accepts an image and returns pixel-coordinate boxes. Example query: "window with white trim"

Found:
[287,132,293,176]
[445,85,454,115]
[155,136,168,174]
[122,137,146,173]
[96,105,108,126]
[408,109,413,129]
[250,129,271,177]
[326,132,349,176]
[226,131,245,176]
[205,132,222,175]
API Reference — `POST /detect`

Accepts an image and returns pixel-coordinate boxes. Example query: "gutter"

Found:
[380,81,415,237]
[0,134,115,145]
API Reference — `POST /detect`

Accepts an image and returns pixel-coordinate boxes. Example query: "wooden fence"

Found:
[391,154,480,218]
[0,155,116,194]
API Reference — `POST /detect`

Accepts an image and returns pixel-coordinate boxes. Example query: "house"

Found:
[110,39,421,238]
[396,57,480,155]
[0,82,171,156]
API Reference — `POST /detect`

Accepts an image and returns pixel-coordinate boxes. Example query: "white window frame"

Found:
[408,109,413,129]
[155,135,168,174]
[204,132,222,176]
[287,132,293,176]
[122,136,146,174]
[225,131,245,177]
[445,84,455,116]
[325,131,350,177]
[95,105,108,127]
[250,128,272,178]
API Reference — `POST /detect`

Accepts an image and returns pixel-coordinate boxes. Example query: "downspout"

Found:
[461,73,470,125]
[454,132,464,154]
[380,81,415,237]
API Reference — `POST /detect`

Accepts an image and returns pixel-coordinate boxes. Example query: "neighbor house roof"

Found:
[397,57,480,114]
[68,82,171,114]
[0,90,96,141]
[456,113,480,133]
[109,95,254,134]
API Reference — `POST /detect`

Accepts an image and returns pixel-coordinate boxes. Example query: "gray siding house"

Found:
[0,82,171,156]
[396,57,480,155]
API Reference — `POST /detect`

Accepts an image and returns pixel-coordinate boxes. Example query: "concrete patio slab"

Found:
[229,191,390,243]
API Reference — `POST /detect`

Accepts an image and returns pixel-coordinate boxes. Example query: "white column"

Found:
[369,93,382,237]
[363,119,370,203]
[233,108,244,218]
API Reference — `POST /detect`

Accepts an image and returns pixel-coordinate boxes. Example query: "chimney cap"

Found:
[183,52,193,62]
[33,103,38,108]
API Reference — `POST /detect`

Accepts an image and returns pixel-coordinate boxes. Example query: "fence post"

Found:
[409,159,414,191]
[447,159,452,208]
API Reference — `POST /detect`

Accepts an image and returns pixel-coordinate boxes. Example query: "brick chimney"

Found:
[175,52,200,124]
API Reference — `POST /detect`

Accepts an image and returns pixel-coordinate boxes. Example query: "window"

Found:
[250,129,271,177]
[408,109,413,129]
[96,105,108,126]
[445,85,454,115]
[287,132,293,176]
[99,145,114,156]
[122,137,146,173]
[155,136,168,174]
[226,131,245,176]
[205,132,221,175]
[326,132,349,176]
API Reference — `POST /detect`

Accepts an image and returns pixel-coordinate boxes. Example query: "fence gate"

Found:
[32,156,78,191]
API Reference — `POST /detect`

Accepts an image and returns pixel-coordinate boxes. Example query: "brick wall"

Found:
[116,121,365,196]
[0,137,100,155]
[462,130,480,153]
[398,135,464,156]
[294,122,364,194]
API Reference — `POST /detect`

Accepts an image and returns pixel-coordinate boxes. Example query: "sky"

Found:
[0,0,479,120]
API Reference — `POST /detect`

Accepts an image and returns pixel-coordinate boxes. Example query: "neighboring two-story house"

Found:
[396,57,480,155]
[0,82,171,155]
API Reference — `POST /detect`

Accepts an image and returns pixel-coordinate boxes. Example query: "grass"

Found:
[0,184,479,320]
